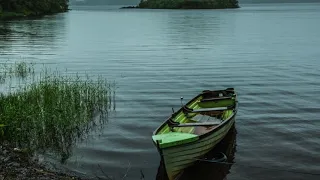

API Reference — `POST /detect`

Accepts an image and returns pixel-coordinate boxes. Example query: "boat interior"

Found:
[160,89,236,136]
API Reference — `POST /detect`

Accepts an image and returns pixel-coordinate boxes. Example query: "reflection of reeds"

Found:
[0,62,114,163]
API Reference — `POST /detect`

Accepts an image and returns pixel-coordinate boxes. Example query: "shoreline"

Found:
[0,10,69,21]
[0,142,83,180]
[120,6,240,9]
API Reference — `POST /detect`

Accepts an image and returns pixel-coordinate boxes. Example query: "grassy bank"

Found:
[0,62,114,163]
[137,0,240,9]
[0,0,69,20]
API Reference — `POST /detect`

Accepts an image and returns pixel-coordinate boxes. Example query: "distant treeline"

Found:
[69,0,320,6]
[70,0,140,5]
[138,0,240,9]
[0,0,69,19]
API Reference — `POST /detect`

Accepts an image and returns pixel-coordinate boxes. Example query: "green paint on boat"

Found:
[152,88,238,180]
[198,98,235,108]
[152,132,199,149]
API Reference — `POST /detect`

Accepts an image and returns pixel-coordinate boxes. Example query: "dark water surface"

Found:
[1,3,320,180]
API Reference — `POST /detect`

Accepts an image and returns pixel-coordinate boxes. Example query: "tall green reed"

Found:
[0,61,35,82]
[0,62,114,162]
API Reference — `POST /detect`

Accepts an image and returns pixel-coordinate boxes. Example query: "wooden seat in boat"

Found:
[183,105,233,113]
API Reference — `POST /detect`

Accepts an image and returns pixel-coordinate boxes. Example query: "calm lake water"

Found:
[1,3,320,180]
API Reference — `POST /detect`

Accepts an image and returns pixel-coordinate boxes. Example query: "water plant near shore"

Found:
[0,61,35,83]
[0,62,114,162]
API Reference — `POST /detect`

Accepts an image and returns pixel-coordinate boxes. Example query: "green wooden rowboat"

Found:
[152,88,238,180]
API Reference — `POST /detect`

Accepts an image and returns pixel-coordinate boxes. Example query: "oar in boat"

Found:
[182,105,234,113]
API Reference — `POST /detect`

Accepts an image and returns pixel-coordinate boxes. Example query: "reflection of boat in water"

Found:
[156,124,237,180]
[152,89,238,180]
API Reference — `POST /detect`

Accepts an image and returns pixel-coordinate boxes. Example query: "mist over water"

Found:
[1,2,320,180]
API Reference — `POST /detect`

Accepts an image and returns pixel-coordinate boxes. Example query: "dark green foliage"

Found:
[138,0,239,9]
[0,0,69,19]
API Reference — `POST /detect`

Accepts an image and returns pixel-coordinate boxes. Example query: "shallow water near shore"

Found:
[1,3,320,180]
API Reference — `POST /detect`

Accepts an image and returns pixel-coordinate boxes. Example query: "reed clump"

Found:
[0,61,35,83]
[0,63,114,163]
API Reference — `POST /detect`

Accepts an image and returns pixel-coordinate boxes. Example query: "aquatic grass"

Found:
[0,124,6,139]
[0,61,35,83]
[14,61,34,78]
[0,68,114,162]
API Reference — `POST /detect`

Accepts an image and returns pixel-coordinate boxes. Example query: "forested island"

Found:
[123,0,240,9]
[0,0,69,20]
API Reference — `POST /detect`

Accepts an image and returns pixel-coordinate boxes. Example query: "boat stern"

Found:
[152,132,199,149]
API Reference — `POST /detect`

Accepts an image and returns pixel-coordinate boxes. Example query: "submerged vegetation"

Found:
[0,0,69,20]
[0,62,114,162]
[137,0,240,9]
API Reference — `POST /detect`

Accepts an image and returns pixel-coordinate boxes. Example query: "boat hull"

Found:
[153,88,238,180]
[160,115,236,180]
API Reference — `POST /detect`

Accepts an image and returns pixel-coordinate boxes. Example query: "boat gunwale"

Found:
[152,89,238,150]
